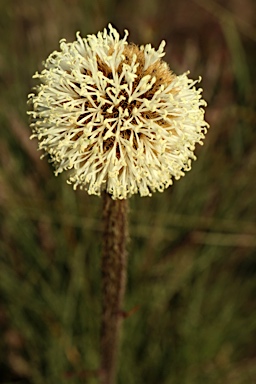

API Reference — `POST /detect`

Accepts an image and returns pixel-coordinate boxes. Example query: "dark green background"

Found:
[0,0,255,383]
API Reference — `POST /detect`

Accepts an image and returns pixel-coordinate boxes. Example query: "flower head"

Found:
[28,24,209,199]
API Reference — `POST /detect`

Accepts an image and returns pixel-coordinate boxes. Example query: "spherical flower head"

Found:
[28,24,209,199]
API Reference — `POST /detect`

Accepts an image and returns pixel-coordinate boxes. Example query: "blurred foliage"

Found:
[0,0,256,383]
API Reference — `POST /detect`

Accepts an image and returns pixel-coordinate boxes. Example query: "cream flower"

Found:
[28,24,209,199]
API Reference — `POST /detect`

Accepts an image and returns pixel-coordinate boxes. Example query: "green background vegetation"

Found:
[0,0,255,383]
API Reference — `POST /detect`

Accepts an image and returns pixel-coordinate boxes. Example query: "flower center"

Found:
[73,43,176,157]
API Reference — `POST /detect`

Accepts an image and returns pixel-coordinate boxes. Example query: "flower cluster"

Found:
[28,24,209,199]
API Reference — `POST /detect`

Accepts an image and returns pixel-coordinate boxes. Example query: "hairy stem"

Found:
[100,192,128,384]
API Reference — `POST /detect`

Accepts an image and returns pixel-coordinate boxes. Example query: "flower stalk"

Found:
[27,23,209,383]
[100,193,128,384]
